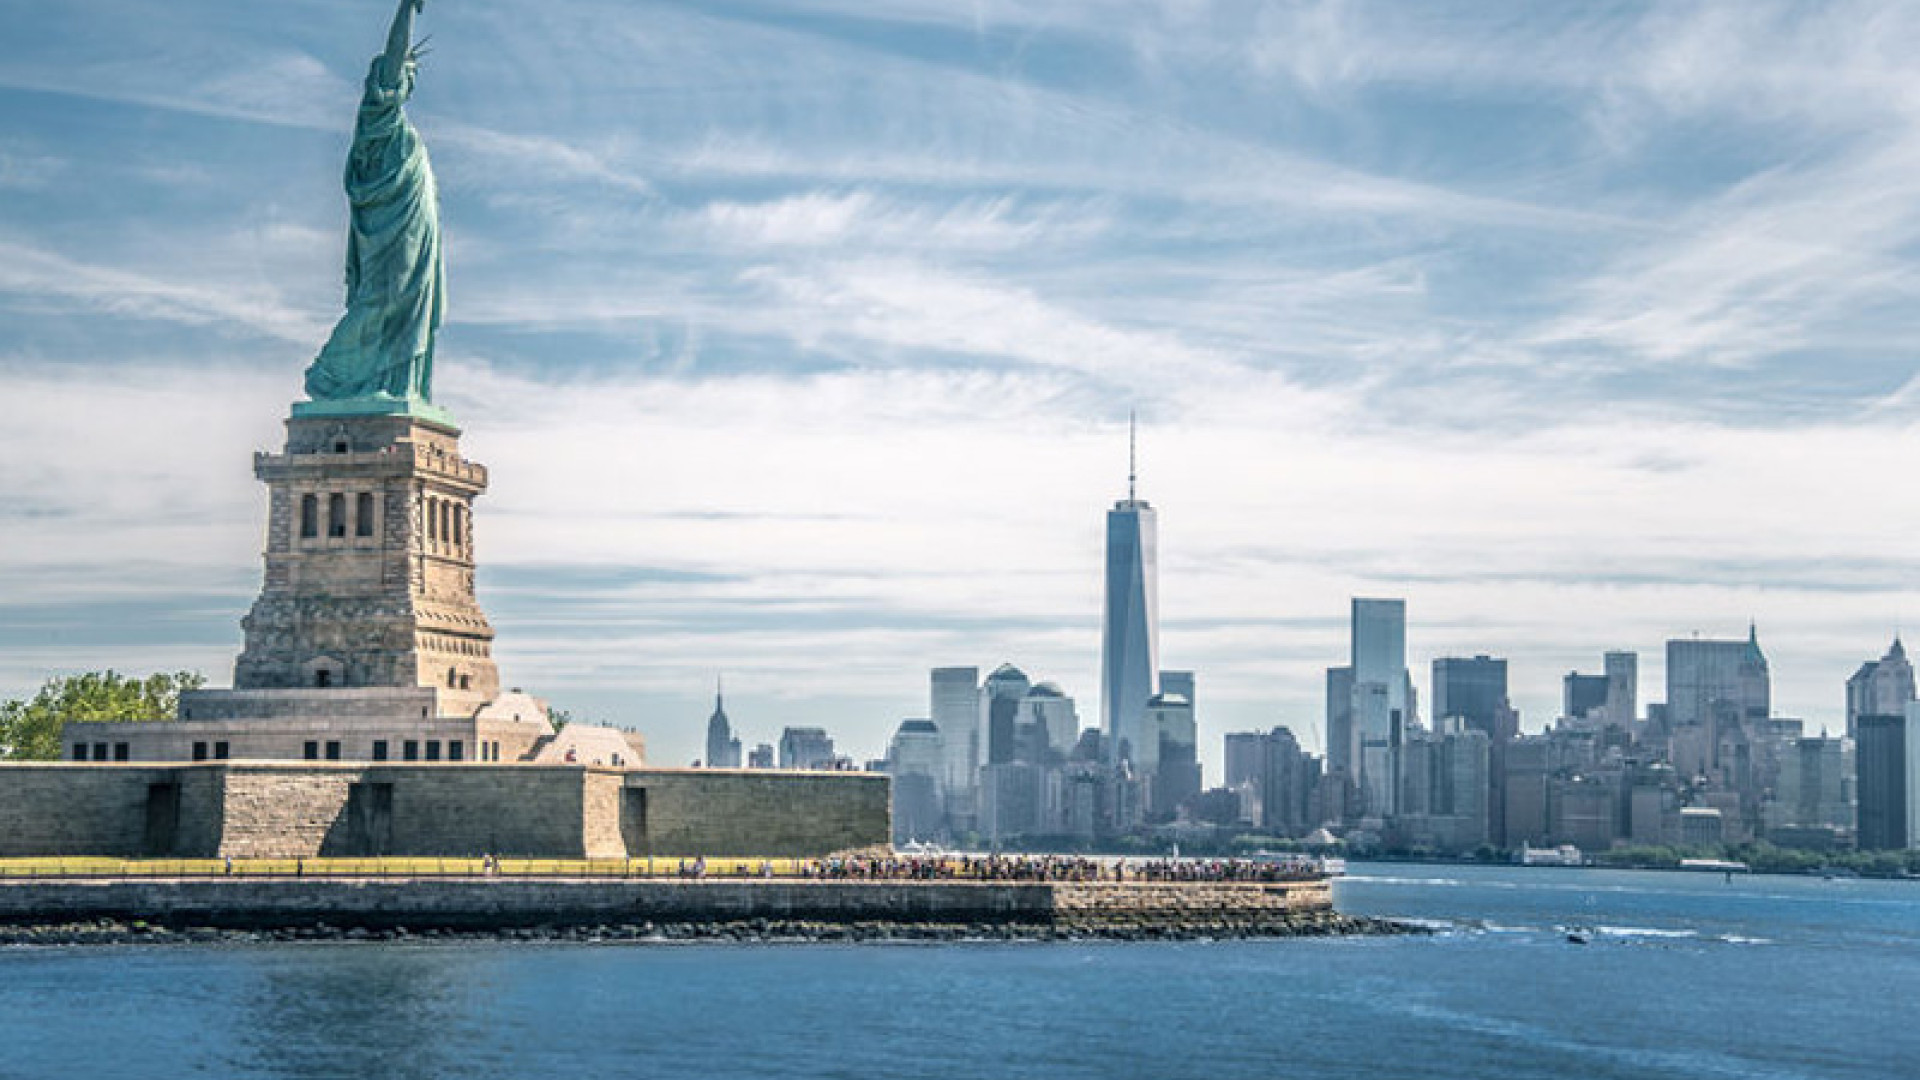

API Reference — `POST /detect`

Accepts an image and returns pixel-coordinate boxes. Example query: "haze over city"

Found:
[9,1,1920,772]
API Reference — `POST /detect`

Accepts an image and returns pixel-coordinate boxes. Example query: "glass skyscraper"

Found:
[1101,443,1159,767]
[1351,598,1407,817]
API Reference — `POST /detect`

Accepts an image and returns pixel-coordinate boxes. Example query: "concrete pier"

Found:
[0,877,1337,935]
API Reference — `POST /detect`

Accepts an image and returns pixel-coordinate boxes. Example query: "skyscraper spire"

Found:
[1128,409,1137,502]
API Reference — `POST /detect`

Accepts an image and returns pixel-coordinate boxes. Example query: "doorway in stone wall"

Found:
[345,782,394,856]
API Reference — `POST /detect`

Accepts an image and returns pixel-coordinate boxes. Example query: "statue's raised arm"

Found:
[302,0,448,414]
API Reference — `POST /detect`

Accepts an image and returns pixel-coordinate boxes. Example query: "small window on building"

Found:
[493,741,502,762]
[355,492,375,538]
[447,667,457,689]
[425,740,441,762]
[213,741,229,760]
[325,741,341,761]
[459,674,470,691]
[303,741,319,760]
[300,494,318,539]
[372,740,389,762]
[315,669,332,689]
[192,742,208,762]
[427,498,438,541]
[448,740,463,762]
[328,493,347,538]
[114,743,130,762]
[334,439,349,454]
[440,502,452,544]
[452,506,463,546]
[403,740,419,761]
[92,743,109,762]
[72,744,86,761]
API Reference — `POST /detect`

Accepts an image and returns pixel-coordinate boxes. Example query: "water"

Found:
[1,863,1915,1079]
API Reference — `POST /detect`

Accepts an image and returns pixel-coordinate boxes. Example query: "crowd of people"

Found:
[779,854,1324,883]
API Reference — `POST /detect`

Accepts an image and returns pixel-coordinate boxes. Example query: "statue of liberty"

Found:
[302,0,446,413]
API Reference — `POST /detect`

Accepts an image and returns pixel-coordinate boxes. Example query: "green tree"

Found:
[0,670,204,761]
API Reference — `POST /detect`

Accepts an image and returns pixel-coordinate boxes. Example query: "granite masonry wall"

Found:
[628,770,892,858]
[0,764,889,859]
[0,878,1332,931]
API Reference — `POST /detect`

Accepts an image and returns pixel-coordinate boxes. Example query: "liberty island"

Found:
[0,2,1370,944]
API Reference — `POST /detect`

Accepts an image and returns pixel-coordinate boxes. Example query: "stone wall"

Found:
[628,769,891,858]
[0,878,1330,931]
[0,764,891,859]
[1049,880,1332,930]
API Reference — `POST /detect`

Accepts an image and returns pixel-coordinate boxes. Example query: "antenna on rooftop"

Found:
[1128,409,1137,501]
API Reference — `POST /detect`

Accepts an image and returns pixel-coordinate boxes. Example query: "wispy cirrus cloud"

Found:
[7,0,1920,769]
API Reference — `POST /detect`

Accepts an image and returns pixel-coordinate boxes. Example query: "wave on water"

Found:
[1595,925,1697,940]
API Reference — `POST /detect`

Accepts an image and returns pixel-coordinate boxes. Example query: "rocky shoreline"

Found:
[0,912,1419,947]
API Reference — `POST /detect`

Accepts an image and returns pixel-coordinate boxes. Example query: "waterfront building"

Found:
[1394,719,1490,853]
[704,682,742,769]
[931,666,980,829]
[1351,598,1410,818]
[1856,712,1909,850]
[1846,638,1915,739]
[1855,714,1904,849]
[1764,735,1854,845]
[885,718,944,842]
[747,743,776,770]
[1100,418,1160,768]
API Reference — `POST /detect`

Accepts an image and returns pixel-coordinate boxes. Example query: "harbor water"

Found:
[0,863,1914,1079]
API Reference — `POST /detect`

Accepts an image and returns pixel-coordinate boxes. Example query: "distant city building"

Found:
[1847,638,1915,739]
[1017,682,1079,762]
[1222,725,1320,837]
[1605,651,1638,725]
[931,666,980,829]
[1434,655,1509,738]
[1351,598,1410,818]
[778,727,835,770]
[703,682,741,769]
[1857,712,1909,850]
[746,743,775,769]
[1563,672,1609,721]
[1101,418,1160,768]
[981,663,1032,767]
[1160,670,1195,712]
[1145,693,1199,818]
[1324,665,1355,776]
[1666,628,1770,731]
[1432,654,1515,847]
[885,718,944,842]
[1765,735,1854,845]
[1395,718,1490,852]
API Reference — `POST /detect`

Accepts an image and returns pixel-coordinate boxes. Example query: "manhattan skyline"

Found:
[8,1,1920,773]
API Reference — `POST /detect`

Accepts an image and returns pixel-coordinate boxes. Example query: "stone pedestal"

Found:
[232,412,499,718]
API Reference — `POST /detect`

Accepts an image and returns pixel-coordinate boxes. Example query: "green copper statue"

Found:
[302,0,446,413]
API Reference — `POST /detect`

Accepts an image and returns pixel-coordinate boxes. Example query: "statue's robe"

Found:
[304,58,445,403]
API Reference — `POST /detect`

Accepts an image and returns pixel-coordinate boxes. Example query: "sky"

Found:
[5,0,1920,776]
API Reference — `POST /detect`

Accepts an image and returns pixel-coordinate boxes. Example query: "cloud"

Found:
[8,0,1920,772]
